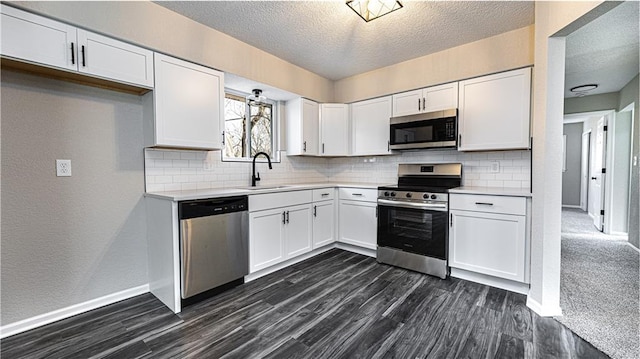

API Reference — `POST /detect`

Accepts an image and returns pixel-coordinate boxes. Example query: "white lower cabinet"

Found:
[449,193,530,284]
[249,208,286,272]
[249,191,313,273]
[312,200,335,248]
[284,204,313,258]
[338,188,378,250]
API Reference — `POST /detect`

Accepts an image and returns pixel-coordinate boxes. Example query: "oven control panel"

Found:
[378,190,448,203]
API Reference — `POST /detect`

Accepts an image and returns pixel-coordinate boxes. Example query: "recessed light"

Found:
[570,84,598,93]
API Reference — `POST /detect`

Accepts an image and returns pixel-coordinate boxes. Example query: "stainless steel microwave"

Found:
[389,109,458,150]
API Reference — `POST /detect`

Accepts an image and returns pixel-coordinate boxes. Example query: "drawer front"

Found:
[338,188,377,202]
[313,188,335,202]
[249,190,312,212]
[450,194,526,215]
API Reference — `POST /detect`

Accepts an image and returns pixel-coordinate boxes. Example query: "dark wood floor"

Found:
[1,249,609,359]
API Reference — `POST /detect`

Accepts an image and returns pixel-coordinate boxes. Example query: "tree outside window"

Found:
[223,92,276,161]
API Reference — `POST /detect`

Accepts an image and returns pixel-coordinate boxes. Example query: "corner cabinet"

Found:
[449,193,531,291]
[458,68,531,151]
[392,82,458,117]
[1,4,154,88]
[146,53,224,150]
[286,98,320,156]
[351,96,392,156]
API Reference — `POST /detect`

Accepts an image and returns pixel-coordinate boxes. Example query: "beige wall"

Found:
[334,25,534,103]
[10,1,334,103]
[1,69,149,325]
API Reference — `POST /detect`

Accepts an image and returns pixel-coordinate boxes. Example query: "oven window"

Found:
[377,205,447,259]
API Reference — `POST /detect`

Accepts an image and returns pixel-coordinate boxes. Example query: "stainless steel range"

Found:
[377,163,462,279]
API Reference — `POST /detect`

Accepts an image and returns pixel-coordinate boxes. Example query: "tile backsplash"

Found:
[144,148,531,192]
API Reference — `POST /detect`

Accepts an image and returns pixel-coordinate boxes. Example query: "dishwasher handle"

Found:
[179,196,248,220]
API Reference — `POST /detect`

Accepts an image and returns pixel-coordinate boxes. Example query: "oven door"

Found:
[377,200,448,259]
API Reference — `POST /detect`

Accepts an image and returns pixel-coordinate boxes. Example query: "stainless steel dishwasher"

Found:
[179,196,249,300]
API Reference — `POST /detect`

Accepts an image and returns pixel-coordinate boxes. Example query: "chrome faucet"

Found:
[252,152,272,187]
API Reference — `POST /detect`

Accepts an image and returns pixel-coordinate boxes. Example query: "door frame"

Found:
[580,131,591,211]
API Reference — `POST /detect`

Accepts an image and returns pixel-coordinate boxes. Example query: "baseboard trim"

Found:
[0,284,149,339]
[335,242,376,258]
[626,242,640,253]
[450,268,530,295]
[561,205,582,209]
[526,296,563,317]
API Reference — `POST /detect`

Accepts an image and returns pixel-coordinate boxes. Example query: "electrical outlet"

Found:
[490,161,500,173]
[56,159,72,177]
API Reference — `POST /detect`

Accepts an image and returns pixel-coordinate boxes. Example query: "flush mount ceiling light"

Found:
[247,89,267,107]
[347,0,403,22]
[570,84,598,97]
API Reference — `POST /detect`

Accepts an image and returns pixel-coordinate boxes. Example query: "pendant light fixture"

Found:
[347,0,403,22]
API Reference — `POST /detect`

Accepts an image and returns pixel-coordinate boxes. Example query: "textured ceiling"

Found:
[155,1,534,81]
[564,1,639,98]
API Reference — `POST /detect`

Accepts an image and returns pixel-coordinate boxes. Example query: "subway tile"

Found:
[155,176,173,184]
[487,180,504,187]
[172,160,189,168]
[180,152,197,160]
[164,168,181,176]
[163,151,182,160]
[164,183,182,191]
[145,150,165,159]
[181,183,197,190]
[146,183,165,192]
[173,175,190,183]
[145,168,164,176]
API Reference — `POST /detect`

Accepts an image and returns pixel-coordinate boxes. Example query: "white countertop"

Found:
[145,182,388,201]
[449,186,533,197]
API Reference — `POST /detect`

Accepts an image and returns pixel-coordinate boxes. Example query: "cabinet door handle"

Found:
[321,193,330,197]
[81,45,86,67]
[450,213,453,227]
[458,134,462,146]
[422,98,426,111]
[313,205,317,217]
[322,143,325,154]
[418,98,421,111]
[303,141,307,152]
[71,42,75,65]
[282,211,286,224]
[475,202,494,206]
[388,140,390,152]
[221,131,225,145]
[286,211,290,224]
[352,193,363,196]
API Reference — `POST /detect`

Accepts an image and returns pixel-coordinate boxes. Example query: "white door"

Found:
[580,132,591,211]
[351,96,392,155]
[392,89,423,117]
[319,104,349,156]
[423,82,459,112]
[302,99,319,155]
[312,201,335,248]
[77,30,154,87]
[1,4,77,71]
[338,200,378,250]
[249,209,285,272]
[589,118,607,231]
[284,204,312,258]
[154,53,224,150]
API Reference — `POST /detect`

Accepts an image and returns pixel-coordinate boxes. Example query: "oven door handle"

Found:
[377,199,448,212]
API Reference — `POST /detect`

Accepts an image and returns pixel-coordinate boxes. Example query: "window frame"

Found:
[222,89,281,163]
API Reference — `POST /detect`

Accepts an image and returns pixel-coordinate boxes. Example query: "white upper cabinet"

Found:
[458,68,531,151]
[351,96,392,156]
[76,30,154,87]
[151,53,224,150]
[286,98,320,156]
[1,4,76,71]
[319,103,350,156]
[1,5,154,88]
[392,82,458,117]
